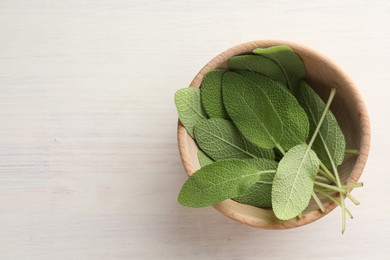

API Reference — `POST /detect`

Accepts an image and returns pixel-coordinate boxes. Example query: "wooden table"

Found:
[0,1,388,259]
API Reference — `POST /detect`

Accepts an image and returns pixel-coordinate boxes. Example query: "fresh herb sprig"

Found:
[175,45,362,233]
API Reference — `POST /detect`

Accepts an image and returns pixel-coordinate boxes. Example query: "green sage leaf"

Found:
[197,149,214,167]
[253,45,305,92]
[296,81,346,169]
[178,159,275,208]
[272,144,320,220]
[174,87,207,137]
[233,158,278,208]
[222,72,283,150]
[200,69,229,119]
[228,55,287,86]
[238,70,309,150]
[194,118,274,161]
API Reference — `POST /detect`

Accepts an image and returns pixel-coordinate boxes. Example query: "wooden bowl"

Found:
[177,40,371,229]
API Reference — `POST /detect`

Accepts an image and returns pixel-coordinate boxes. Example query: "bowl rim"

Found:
[177,39,371,229]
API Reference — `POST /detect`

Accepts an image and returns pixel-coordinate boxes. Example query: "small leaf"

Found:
[178,159,275,208]
[200,69,229,119]
[253,45,305,92]
[233,158,278,208]
[238,71,309,150]
[296,81,346,168]
[194,118,274,161]
[272,144,320,220]
[175,88,207,137]
[228,55,287,86]
[222,72,283,149]
[197,149,214,167]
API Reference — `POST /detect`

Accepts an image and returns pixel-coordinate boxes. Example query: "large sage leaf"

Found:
[197,149,214,167]
[296,81,346,169]
[272,144,320,220]
[194,118,274,161]
[253,45,305,92]
[228,55,287,87]
[178,159,275,208]
[233,158,278,208]
[222,72,283,150]
[238,71,309,150]
[200,69,229,119]
[174,87,207,137]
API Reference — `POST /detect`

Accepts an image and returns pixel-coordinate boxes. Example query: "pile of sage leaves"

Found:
[174,45,362,233]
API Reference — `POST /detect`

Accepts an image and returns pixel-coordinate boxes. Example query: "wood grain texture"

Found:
[0,0,389,259]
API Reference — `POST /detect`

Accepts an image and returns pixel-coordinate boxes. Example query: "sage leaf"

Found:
[178,159,275,208]
[175,87,207,137]
[296,81,346,169]
[222,72,283,150]
[272,144,320,220]
[228,55,287,86]
[233,158,278,208]
[200,69,229,119]
[197,149,214,167]
[194,118,274,161]
[253,45,305,92]
[238,71,309,150]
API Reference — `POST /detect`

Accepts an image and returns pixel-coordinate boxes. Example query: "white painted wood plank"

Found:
[0,0,388,259]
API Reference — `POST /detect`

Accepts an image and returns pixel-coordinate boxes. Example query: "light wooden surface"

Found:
[0,1,388,259]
